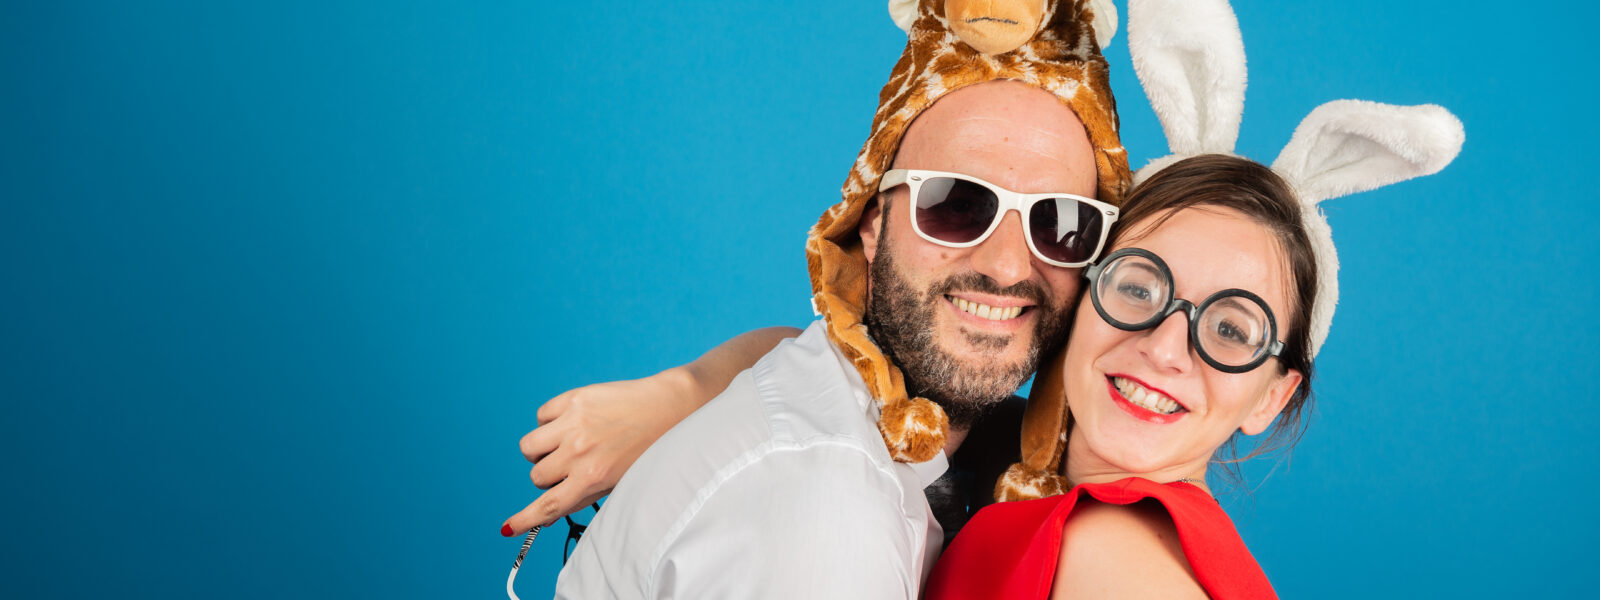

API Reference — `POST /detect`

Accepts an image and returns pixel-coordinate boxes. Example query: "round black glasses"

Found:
[1084,248,1285,374]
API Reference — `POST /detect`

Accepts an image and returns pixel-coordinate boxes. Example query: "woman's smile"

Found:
[1105,374,1189,423]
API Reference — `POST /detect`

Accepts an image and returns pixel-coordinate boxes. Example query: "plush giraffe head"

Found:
[806,0,1129,464]
[994,0,1464,502]
[946,0,1048,55]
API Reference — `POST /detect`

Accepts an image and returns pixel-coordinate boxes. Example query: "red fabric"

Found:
[924,478,1276,599]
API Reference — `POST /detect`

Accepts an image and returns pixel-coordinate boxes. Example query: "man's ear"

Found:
[1240,368,1301,436]
[859,196,885,264]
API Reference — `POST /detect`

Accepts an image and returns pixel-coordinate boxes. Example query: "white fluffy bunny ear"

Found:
[1087,0,1119,49]
[889,0,919,33]
[1274,100,1465,356]
[1129,0,1247,182]
[1273,100,1466,205]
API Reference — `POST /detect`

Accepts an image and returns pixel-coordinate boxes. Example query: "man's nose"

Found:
[968,211,1034,289]
[1135,312,1194,373]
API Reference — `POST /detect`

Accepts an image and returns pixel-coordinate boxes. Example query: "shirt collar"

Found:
[907,449,949,488]
[816,320,951,488]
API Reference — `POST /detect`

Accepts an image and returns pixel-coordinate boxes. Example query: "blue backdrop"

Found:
[4,1,1595,597]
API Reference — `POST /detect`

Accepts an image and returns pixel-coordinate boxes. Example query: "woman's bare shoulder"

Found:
[1050,498,1208,600]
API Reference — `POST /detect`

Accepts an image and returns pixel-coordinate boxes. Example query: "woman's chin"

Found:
[1075,430,1182,479]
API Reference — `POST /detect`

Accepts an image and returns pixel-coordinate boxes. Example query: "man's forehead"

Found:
[912,81,1080,122]
[893,82,1098,197]
[940,113,1086,145]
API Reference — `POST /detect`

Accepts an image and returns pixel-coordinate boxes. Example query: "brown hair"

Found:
[1113,154,1318,479]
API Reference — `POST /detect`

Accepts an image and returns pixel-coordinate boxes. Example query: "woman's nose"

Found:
[1136,311,1194,373]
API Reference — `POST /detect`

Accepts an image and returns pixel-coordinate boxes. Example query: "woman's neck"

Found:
[1062,429,1212,494]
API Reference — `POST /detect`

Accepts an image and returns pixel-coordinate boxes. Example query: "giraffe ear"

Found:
[889,0,919,33]
[1086,0,1118,49]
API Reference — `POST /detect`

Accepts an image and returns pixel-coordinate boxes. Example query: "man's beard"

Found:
[863,234,1075,428]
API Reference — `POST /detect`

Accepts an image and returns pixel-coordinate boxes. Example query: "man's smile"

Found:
[947,295,1028,321]
[943,292,1036,335]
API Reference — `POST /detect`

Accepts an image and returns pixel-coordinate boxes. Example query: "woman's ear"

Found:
[1240,368,1301,436]
[859,197,885,263]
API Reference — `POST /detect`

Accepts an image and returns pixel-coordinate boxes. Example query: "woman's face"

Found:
[1062,206,1304,480]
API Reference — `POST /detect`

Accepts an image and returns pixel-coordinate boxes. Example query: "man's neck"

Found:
[943,424,970,457]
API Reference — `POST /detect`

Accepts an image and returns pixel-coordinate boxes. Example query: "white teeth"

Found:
[1111,376,1184,416]
[951,297,1023,321]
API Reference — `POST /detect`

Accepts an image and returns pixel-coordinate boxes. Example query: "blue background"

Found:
[3,1,1595,597]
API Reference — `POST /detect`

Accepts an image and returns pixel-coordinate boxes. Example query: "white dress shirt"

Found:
[554,321,948,599]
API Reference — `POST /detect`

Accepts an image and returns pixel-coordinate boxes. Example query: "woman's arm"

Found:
[501,326,801,534]
[1050,499,1208,599]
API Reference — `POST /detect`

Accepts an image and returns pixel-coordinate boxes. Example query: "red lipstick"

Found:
[1104,376,1187,424]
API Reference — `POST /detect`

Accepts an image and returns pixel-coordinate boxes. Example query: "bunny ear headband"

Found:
[996,0,1466,502]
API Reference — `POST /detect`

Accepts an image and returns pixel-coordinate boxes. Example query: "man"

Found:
[545,1,1129,597]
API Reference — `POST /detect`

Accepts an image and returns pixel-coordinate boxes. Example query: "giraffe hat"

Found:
[995,0,1465,501]
[807,0,1130,464]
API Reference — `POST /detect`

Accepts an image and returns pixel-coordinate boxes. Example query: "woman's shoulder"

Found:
[1054,491,1206,599]
[1067,479,1277,599]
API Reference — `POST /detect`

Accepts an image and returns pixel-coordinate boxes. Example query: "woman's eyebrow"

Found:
[1124,262,1161,278]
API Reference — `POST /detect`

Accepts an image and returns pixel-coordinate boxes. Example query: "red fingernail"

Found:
[501,523,514,537]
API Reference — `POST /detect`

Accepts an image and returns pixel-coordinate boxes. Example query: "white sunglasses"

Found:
[878,169,1119,267]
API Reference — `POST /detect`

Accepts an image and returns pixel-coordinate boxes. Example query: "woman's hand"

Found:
[501,327,801,535]
[501,368,702,535]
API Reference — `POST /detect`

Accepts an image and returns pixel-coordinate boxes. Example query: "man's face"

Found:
[860,80,1099,427]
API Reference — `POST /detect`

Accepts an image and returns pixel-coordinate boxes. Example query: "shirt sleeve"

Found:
[649,441,925,600]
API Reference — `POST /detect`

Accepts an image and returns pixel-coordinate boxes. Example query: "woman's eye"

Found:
[1215,319,1251,345]
[1115,282,1154,302]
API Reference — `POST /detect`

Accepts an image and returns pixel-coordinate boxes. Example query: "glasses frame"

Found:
[1084,247,1286,374]
[561,512,589,563]
[878,168,1120,268]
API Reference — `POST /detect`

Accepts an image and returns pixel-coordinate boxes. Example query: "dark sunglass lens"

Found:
[914,178,999,244]
[1028,199,1104,264]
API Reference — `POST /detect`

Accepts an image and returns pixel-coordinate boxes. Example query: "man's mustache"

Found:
[928,272,1049,307]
